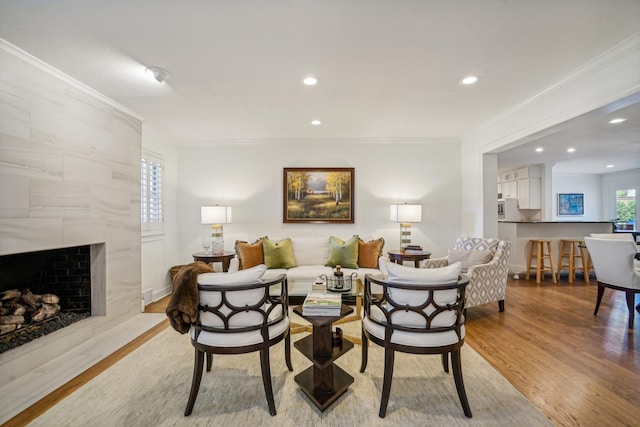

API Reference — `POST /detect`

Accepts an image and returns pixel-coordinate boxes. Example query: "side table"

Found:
[293,304,354,411]
[192,251,235,272]
[387,250,431,268]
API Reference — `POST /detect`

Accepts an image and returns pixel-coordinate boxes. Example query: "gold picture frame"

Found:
[283,167,354,223]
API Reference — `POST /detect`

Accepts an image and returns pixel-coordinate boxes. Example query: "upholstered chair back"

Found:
[584,237,640,289]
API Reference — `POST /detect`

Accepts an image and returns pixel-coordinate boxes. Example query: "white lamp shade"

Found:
[390,204,422,223]
[201,206,232,224]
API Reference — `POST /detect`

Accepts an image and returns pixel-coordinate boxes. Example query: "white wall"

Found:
[141,126,180,304]
[177,138,462,260]
[551,174,603,221]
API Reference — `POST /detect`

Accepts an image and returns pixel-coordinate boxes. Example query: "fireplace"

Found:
[0,245,93,353]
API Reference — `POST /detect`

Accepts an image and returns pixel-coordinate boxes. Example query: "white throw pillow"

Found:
[447,249,494,272]
[198,264,266,286]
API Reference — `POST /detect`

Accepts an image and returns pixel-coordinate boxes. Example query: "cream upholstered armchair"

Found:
[423,237,511,311]
[184,265,292,416]
[584,236,640,329]
[361,263,472,418]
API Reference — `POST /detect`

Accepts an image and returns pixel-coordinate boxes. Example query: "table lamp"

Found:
[201,205,232,255]
[390,203,422,251]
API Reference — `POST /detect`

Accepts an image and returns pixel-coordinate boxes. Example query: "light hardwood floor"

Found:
[465,275,639,427]
[5,275,639,426]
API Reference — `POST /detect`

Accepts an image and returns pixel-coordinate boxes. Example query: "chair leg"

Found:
[451,349,472,418]
[498,300,505,312]
[594,285,605,315]
[379,347,395,418]
[259,347,277,416]
[360,327,369,373]
[284,333,293,371]
[625,290,635,329]
[206,353,213,371]
[185,349,205,416]
[441,353,449,373]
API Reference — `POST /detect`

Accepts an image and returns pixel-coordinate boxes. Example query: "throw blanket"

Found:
[166,261,213,333]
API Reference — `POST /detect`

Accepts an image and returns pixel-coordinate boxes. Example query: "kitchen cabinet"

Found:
[502,180,517,199]
[498,170,515,182]
[515,167,529,179]
[517,177,541,209]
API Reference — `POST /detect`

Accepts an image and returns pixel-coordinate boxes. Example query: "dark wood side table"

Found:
[192,251,235,272]
[387,250,431,268]
[293,304,354,411]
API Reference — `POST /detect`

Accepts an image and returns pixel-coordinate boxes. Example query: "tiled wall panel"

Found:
[0,43,143,377]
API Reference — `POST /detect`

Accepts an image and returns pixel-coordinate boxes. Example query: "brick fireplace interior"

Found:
[0,244,105,353]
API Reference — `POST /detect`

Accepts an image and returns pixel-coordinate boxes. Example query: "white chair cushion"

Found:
[190,312,289,347]
[362,306,464,347]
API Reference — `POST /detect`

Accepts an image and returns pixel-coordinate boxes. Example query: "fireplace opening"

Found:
[0,245,92,353]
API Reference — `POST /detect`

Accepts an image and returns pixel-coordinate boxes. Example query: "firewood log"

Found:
[0,324,18,334]
[0,289,21,300]
[12,305,26,316]
[30,309,46,323]
[21,289,38,310]
[0,315,25,325]
[0,307,10,316]
[42,303,60,318]
[41,294,60,304]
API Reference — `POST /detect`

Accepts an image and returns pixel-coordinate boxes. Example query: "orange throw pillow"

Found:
[358,237,385,268]
[235,238,264,270]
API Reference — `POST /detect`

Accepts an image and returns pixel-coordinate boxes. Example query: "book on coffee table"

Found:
[302,292,342,316]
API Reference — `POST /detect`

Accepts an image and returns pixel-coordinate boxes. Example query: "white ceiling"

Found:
[1,0,639,173]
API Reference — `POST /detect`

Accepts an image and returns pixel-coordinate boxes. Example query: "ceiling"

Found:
[1,1,639,173]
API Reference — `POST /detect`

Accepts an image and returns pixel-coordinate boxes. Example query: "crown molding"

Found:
[178,137,460,147]
[0,38,143,121]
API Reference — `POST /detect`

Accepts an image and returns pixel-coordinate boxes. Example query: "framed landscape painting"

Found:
[283,167,354,223]
[558,193,584,216]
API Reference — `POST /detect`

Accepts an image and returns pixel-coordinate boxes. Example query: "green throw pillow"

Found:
[262,237,297,269]
[325,235,359,269]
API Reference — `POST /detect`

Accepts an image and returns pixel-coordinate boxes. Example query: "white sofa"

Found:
[228,236,385,297]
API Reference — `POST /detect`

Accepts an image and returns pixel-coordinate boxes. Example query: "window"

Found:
[615,189,636,230]
[141,150,164,233]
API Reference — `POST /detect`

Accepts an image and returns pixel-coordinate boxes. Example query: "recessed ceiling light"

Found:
[535,147,544,152]
[311,120,321,125]
[460,75,479,85]
[145,67,170,83]
[567,147,576,153]
[303,76,319,86]
[608,117,626,124]
[606,164,615,168]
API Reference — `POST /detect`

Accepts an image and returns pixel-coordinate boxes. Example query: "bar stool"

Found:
[526,239,557,283]
[557,239,590,283]
[578,243,594,284]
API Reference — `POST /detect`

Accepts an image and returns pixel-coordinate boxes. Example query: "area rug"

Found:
[27,314,552,426]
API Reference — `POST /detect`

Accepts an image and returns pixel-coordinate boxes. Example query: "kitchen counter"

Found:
[498,221,614,275]
[499,220,613,224]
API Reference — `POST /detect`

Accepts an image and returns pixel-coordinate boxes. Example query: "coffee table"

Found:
[293,304,354,411]
[290,279,363,343]
[332,278,363,345]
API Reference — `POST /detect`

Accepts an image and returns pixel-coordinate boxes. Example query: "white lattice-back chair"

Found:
[423,237,511,311]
